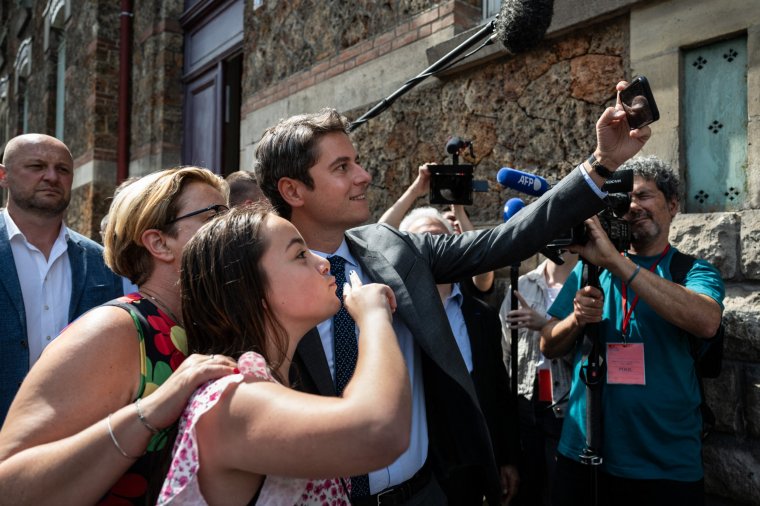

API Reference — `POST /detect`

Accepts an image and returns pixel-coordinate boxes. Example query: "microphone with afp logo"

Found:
[496,167,552,196]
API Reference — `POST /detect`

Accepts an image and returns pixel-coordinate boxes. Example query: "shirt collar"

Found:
[312,238,357,269]
[2,209,22,240]
[2,209,69,246]
[445,282,464,307]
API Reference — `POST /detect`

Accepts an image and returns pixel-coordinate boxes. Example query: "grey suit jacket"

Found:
[0,212,123,423]
[292,167,605,503]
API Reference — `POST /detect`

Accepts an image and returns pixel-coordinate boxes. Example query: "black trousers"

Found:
[512,395,564,506]
[552,454,705,506]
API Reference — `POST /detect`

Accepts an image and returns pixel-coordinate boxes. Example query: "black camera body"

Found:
[546,206,631,252]
[545,169,634,254]
[430,164,490,205]
[429,137,489,205]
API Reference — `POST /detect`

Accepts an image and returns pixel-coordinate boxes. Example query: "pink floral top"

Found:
[158,352,350,506]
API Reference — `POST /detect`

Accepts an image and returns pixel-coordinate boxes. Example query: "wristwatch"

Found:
[587,154,614,179]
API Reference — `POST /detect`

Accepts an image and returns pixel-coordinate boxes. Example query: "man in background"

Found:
[226,170,265,207]
[541,156,724,505]
[0,134,122,423]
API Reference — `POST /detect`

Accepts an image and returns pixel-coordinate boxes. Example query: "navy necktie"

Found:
[328,255,371,498]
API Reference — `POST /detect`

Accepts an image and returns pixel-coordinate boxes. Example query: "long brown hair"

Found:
[180,204,289,382]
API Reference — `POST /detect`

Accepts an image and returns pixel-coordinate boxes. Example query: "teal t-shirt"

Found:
[548,247,724,481]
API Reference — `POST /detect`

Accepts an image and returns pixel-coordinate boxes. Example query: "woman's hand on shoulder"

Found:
[342,271,397,325]
[138,353,238,430]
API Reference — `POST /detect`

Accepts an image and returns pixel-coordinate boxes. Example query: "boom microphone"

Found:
[494,0,555,54]
[503,197,525,222]
[496,167,551,197]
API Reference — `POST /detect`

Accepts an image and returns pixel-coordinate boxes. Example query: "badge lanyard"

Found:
[620,244,671,341]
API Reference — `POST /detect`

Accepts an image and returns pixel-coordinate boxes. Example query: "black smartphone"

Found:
[619,76,660,130]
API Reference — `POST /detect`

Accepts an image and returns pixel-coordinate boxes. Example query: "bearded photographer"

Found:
[539,156,724,506]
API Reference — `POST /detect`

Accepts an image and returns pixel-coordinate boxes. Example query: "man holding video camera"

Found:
[540,155,724,506]
[253,81,649,505]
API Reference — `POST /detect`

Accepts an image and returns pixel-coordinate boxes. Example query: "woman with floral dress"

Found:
[0,167,237,505]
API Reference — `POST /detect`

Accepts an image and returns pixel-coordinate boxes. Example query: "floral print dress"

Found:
[157,352,350,506]
[97,293,187,506]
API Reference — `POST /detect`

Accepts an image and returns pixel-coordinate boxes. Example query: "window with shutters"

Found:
[682,35,748,213]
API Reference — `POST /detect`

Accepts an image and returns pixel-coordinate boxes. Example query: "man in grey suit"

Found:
[0,134,122,424]
[253,82,650,505]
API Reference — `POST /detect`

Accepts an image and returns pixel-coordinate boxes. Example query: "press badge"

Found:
[606,343,646,385]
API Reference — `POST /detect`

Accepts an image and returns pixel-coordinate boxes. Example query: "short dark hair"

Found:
[225,170,264,207]
[253,108,350,219]
[620,155,680,202]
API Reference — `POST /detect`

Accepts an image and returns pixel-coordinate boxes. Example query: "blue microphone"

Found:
[503,197,525,222]
[496,167,551,197]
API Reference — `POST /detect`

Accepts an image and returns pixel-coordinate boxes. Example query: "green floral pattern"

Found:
[97,293,187,506]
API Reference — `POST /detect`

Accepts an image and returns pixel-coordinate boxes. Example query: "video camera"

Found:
[429,137,489,205]
[545,169,634,254]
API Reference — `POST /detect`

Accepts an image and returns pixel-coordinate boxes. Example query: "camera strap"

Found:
[620,244,671,340]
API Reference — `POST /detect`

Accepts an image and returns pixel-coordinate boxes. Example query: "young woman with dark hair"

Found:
[158,205,411,505]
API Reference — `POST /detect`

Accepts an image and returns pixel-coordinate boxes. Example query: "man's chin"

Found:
[28,199,69,216]
[346,208,371,227]
[631,229,658,248]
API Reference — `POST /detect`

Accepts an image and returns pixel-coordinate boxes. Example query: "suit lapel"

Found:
[346,239,419,334]
[0,217,26,331]
[347,236,478,401]
[67,233,85,321]
[294,328,337,396]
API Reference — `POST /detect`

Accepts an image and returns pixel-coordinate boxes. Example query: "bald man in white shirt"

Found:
[0,134,122,423]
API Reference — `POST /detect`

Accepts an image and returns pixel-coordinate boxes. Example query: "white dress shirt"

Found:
[3,210,72,367]
[314,241,428,494]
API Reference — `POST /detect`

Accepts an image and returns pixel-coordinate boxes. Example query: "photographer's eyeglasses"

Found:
[167,204,229,224]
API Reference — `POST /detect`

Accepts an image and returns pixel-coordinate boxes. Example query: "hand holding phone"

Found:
[619,76,660,130]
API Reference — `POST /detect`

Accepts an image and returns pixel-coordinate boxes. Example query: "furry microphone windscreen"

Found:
[494,0,555,54]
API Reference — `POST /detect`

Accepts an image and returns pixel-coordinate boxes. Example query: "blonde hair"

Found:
[103,166,228,286]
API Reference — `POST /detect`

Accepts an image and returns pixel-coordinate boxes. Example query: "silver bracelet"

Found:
[135,398,160,434]
[106,413,144,459]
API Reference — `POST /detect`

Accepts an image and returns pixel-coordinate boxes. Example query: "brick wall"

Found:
[242,0,481,117]
[128,0,184,176]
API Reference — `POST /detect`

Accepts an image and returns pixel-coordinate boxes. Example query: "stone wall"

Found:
[670,212,760,505]
[65,2,121,237]
[239,0,484,168]
[3,3,54,144]
[242,0,479,101]
[0,1,123,238]
[0,1,186,239]
[128,0,184,177]
[346,18,627,227]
